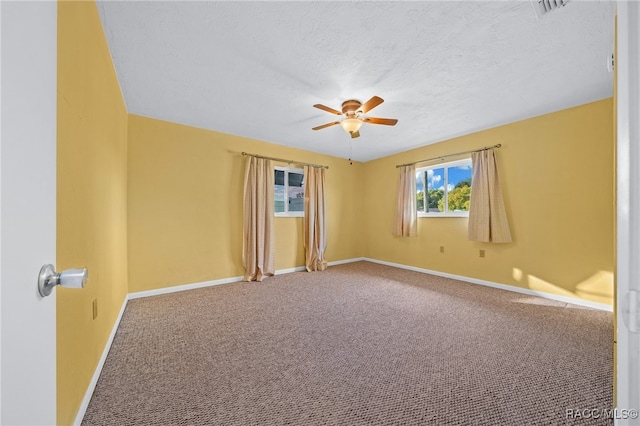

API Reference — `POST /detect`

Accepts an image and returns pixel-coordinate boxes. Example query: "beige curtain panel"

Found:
[242,156,275,281]
[303,166,327,272]
[468,149,512,243]
[393,164,417,237]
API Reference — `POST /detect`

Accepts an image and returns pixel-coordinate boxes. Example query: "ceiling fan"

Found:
[312,96,398,138]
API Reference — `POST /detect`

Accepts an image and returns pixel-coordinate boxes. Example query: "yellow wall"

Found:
[127,115,364,292]
[57,2,129,424]
[363,99,614,306]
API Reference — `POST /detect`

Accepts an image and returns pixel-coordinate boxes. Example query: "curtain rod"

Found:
[395,144,502,168]
[241,152,329,169]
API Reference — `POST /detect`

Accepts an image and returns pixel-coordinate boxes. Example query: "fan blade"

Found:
[364,117,398,126]
[359,96,384,114]
[312,121,340,131]
[350,130,360,138]
[313,104,342,115]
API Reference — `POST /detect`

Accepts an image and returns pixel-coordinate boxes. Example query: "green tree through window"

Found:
[440,178,471,212]
[428,189,444,210]
[416,160,472,215]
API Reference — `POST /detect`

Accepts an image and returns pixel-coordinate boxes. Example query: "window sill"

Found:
[275,213,304,218]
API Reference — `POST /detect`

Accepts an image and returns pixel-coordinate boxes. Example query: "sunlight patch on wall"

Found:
[512,267,523,282]
[526,270,614,305]
[574,270,614,302]
[527,274,576,297]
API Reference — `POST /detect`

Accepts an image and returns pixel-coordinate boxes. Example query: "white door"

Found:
[0,1,57,425]
[616,1,640,424]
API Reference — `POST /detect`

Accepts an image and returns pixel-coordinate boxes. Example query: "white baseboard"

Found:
[328,257,365,266]
[73,296,128,426]
[276,266,307,274]
[362,257,613,312]
[277,258,366,273]
[128,275,244,300]
[128,258,366,300]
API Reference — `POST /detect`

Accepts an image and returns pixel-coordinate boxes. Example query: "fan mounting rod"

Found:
[341,99,362,117]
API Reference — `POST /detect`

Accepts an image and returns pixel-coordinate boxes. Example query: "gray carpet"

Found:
[82,261,613,425]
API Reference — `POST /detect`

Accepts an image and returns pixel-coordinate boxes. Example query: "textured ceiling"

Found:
[97,1,615,162]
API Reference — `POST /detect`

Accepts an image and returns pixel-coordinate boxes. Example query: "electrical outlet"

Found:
[92,299,98,320]
[440,246,445,253]
[479,250,485,258]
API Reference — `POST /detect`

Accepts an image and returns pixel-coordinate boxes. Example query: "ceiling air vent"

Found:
[532,0,569,18]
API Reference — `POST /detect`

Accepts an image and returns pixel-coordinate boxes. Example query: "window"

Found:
[275,167,304,217]
[416,158,472,217]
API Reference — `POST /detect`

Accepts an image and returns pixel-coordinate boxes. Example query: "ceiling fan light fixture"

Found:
[340,118,362,133]
[312,96,396,137]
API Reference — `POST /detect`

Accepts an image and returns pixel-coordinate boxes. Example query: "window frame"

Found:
[274,166,305,218]
[416,158,472,218]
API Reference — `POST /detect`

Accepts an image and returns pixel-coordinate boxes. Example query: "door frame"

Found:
[616,1,640,423]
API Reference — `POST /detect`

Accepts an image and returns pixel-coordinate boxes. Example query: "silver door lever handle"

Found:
[38,264,87,297]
